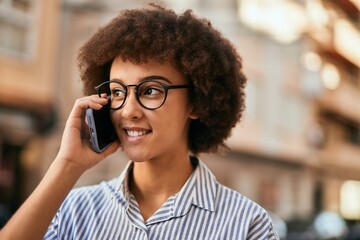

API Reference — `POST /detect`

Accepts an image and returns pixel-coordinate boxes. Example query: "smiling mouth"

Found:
[125,130,151,137]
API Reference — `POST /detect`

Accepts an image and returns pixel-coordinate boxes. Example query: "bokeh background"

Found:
[1,0,360,239]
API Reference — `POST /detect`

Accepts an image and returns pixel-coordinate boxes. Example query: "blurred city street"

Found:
[1,0,360,239]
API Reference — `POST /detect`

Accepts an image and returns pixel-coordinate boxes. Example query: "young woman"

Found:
[0,4,279,240]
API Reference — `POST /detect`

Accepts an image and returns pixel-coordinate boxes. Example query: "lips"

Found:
[122,125,152,138]
[126,130,151,137]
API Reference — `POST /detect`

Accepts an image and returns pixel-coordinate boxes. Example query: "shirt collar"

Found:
[173,156,217,217]
[114,161,133,203]
[114,156,217,215]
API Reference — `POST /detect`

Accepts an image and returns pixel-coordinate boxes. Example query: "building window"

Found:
[346,125,360,146]
[0,0,35,58]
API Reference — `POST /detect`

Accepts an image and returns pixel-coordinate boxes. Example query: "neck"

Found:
[131,154,194,196]
[129,153,194,220]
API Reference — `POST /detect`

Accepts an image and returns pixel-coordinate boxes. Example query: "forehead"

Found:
[109,57,187,84]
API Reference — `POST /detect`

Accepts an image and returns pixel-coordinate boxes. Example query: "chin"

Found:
[124,149,149,163]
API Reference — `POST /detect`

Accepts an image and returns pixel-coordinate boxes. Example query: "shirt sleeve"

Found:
[246,209,280,240]
[43,210,60,240]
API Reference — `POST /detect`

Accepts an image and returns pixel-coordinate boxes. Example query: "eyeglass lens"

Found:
[98,81,167,110]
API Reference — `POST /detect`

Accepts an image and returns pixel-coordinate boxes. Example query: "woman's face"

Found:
[109,57,197,162]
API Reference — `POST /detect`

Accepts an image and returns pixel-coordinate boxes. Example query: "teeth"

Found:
[127,130,148,137]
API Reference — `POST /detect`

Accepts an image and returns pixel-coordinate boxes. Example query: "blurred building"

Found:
[0,0,360,238]
[213,0,360,237]
[0,0,60,225]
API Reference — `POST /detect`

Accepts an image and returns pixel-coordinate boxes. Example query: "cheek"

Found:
[110,111,123,136]
[110,111,117,125]
[157,108,191,132]
[165,95,193,117]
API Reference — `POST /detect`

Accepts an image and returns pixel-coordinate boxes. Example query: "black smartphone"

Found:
[86,107,118,153]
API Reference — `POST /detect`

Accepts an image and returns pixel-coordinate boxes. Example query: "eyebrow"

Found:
[109,75,172,84]
[142,75,172,84]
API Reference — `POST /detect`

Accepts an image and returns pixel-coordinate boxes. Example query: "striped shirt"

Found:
[44,157,279,239]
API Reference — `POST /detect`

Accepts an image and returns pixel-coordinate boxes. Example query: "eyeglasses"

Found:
[95,80,191,110]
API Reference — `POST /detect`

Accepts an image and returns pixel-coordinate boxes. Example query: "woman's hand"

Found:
[0,95,120,240]
[56,94,120,173]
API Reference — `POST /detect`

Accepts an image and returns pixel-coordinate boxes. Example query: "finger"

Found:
[68,95,108,120]
[81,117,90,140]
[100,93,108,99]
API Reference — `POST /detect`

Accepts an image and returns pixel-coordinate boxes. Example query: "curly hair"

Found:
[78,4,247,155]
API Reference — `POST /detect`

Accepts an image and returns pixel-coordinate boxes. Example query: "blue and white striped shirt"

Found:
[44,157,279,239]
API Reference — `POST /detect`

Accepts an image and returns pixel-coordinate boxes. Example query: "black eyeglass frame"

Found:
[95,79,191,110]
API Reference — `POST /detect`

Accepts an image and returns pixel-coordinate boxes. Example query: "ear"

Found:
[189,107,199,120]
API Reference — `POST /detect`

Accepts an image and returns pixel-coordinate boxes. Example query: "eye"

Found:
[139,82,165,97]
[143,87,162,96]
[111,88,126,98]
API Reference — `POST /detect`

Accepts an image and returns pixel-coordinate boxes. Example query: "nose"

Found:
[120,88,143,120]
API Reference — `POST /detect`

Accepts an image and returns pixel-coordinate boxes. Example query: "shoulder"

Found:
[45,178,122,239]
[197,159,269,221]
[215,182,263,215]
[215,183,279,239]
[60,178,119,211]
[197,159,266,218]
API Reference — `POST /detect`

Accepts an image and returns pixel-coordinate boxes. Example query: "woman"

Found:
[0,4,279,239]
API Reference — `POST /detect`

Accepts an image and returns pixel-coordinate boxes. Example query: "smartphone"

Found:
[86,107,117,153]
